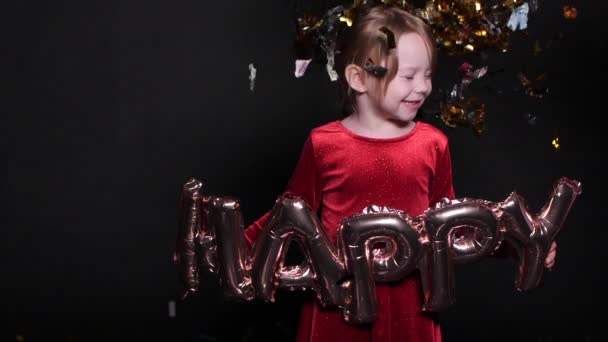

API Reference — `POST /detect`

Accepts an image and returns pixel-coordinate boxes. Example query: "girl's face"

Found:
[368,33,432,122]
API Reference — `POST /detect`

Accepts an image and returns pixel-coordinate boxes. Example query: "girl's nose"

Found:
[414,79,430,94]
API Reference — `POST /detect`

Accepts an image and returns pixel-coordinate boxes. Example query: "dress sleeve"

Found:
[428,142,455,205]
[244,134,323,247]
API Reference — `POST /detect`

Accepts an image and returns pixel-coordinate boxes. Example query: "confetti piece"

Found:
[248,63,257,91]
[563,6,577,19]
[518,72,548,99]
[507,3,529,31]
[526,113,537,125]
[552,137,560,150]
[294,59,312,78]
[168,300,176,318]
[322,47,338,81]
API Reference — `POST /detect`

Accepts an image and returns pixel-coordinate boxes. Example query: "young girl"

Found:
[244,4,554,342]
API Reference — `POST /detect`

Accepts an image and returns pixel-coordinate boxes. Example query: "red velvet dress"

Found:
[245,120,455,342]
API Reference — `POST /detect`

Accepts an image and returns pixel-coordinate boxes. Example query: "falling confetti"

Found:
[339,15,352,27]
[320,6,344,82]
[449,62,488,100]
[294,0,532,70]
[289,0,571,143]
[563,6,577,19]
[440,98,486,136]
[460,62,488,85]
[294,59,312,78]
[323,47,339,81]
[248,63,257,91]
[507,3,530,31]
[526,113,537,125]
[294,14,321,61]
[435,63,488,135]
[552,137,560,150]
[168,300,176,318]
[518,72,548,98]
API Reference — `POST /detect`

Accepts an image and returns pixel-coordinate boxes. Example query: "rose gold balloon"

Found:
[174,178,203,299]
[499,177,582,291]
[206,197,254,301]
[338,205,425,324]
[422,200,500,312]
[250,196,347,306]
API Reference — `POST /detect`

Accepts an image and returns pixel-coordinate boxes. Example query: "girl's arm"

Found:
[428,142,455,205]
[244,135,323,248]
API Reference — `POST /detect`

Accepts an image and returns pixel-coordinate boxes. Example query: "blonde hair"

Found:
[335,5,437,115]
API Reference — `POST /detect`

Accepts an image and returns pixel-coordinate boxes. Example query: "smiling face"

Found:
[366,32,433,122]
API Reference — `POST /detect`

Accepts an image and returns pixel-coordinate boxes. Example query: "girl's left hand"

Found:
[544,241,557,269]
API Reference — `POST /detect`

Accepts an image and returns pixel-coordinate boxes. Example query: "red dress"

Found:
[245,120,455,342]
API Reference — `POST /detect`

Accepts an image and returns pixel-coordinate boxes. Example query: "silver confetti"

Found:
[248,63,257,91]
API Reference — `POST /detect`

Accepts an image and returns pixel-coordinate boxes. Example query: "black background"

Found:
[2,1,606,341]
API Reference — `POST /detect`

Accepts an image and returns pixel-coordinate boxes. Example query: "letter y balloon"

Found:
[498,177,582,291]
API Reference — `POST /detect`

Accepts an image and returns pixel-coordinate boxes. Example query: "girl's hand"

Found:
[544,241,557,269]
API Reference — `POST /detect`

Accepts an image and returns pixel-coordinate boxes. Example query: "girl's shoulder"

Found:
[305,120,345,143]
[413,122,451,154]
[414,121,449,142]
[309,120,343,135]
[303,120,346,152]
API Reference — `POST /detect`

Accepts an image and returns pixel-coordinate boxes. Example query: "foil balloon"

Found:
[338,205,426,324]
[175,177,582,324]
[205,197,254,301]
[421,199,500,312]
[250,196,347,306]
[499,177,582,291]
[174,178,203,299]
[199,196,217,273]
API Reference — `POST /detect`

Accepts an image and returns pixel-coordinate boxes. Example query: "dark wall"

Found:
[3,1,605,341]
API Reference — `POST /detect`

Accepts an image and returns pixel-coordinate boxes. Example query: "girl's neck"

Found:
[341,111,416,139]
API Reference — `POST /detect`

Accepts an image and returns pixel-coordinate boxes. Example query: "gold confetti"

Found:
[441,103,466,128]
[295,0,526,58]
[339,16,353,27]
[552,137,560,150]
[297,14,320,32]
[563,6,577,19]
[440,98,486,136]
[472,104,486,136]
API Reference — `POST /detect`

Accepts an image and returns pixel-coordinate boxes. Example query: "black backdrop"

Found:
[3,1,606,341]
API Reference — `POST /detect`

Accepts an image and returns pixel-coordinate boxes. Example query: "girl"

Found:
[244,4,554,342]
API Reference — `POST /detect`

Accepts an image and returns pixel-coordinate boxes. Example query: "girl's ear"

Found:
[344,64,368,93]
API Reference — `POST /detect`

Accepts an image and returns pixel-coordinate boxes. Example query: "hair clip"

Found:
[379,26,396,50]
[363,58,387,77]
